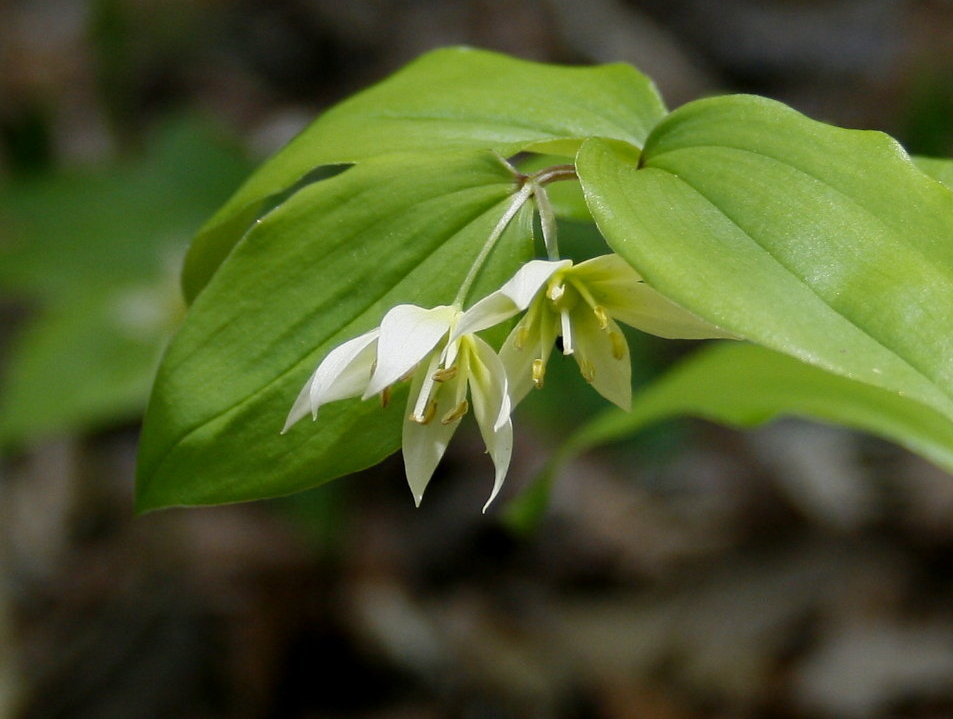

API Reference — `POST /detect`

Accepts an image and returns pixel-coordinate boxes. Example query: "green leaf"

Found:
[184,47,665,302]
[567,341,953,474]
[506,341,953,533]
[0,116,251,303]
[915,155,953,190]
[137,151,533,510]
[577,95,953,424]
[0,287,179,446]
[0,117,249,448]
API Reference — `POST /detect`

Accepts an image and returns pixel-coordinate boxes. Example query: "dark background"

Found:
[2,1,953,717]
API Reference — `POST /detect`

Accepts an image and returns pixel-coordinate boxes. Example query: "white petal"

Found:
[498,307,558,406]
[571,310,632,410]
[465,336,514,510]
[365,305,456,398]
[574,254,732,339]
[453,259,570,338]
[309,330,380,405]
[401,359,467,506]
[283,380,315,433]
[606,283,736,339]
[572,253,643,283]
[281,328,379,433]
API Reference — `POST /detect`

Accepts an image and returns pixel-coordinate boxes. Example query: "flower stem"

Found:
[454,163,579,306]
[454,181,534,306]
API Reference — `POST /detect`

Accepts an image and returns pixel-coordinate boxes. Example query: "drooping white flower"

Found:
[283,303,513,510]
[458,254,731,409]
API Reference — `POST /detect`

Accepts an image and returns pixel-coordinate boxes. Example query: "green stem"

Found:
[454,181,534,306]
[453,163,579,306]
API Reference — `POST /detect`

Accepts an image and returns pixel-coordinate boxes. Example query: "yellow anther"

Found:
[547,282,565,302]
[432,365,458,382]
[593,305,609,330]
[380,386,392,408]
[609,331,626,360]
[441,399,469,425]
[580,358,595,383]
[409,399,438,425]
[514,324,529,351]
[532,358,546,389]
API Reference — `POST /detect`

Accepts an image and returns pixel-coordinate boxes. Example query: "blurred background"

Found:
[2,1,953,717]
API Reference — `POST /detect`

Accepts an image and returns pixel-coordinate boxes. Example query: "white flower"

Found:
[458,254,731,409]
[284,304,512,510]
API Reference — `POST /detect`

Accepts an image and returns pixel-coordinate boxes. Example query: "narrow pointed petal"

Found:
[482,418,512,512]
[607,282,736,339]
[282,328,379,432]
[571,310,632,409]
[309,330,380,406]
[401,362,466,506]
[499,310,558,406]
[467,336,512,431]
[453,259,569,338]
[499,320,536,406]
[574,254,732,339]
[365,305,456,398]
[283,380,316,433]
[572,253,642,283]
[466,337,514,510]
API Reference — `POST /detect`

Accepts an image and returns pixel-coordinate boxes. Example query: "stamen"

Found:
[514,324,529,351]
[432,365,458,382]
[532,358,546,388]
[410,399,438,425]
[593,305,609,330]
[580,357,595,383]
[560,310,574,354]
[380,386,392,408]
[609,331,626,360]
[547,282,565,302]
[441,399,469,424]
[411,353,443,419]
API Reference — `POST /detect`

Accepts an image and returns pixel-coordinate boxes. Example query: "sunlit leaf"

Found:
[578,95,953,424]
[915,155,953,190]
[184,46,665,301]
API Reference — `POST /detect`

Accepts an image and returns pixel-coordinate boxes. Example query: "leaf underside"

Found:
[570,342,953,476]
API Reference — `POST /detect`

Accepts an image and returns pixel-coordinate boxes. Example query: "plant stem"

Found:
[454,163,579,306]
[454,181,534,306]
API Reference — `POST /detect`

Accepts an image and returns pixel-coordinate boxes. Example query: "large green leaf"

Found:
[578,95,953,423]
[568,342,953,473]
[137,151,533,510]
[506,341,953,533]
[915,155,953,190]
[184,46,666,302]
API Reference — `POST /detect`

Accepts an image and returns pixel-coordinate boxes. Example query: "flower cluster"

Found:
[283,158,729,509]
[283,253,727,509]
